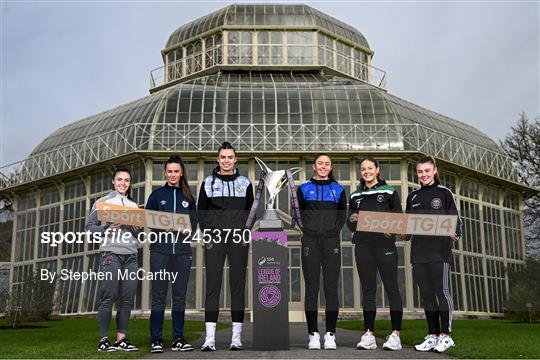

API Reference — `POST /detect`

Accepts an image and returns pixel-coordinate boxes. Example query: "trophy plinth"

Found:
[249,158,303,351]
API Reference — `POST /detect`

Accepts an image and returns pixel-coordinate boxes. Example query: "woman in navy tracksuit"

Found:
[405,155,462,353]
[347,157,403,351]
[145,155,197,353]
[198,142,254,351]
[297,154,347,350]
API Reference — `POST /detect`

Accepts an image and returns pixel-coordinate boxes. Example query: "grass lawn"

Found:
[0,317,228,359]
[337,319,540,359]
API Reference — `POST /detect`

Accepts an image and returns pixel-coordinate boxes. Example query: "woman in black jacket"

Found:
[297,154,347,350]
[404,156,461,353]
[198,142,254,351]
[347,157,403,351]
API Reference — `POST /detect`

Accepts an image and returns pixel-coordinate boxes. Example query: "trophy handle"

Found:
[255,157,272,173]
[288,167,303,177]
[276,167,303,190]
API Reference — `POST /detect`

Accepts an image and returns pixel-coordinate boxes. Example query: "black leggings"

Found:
[204,241,249,323]
[354,240,403,332]
[413,262,453,334]
[301,235,341,334]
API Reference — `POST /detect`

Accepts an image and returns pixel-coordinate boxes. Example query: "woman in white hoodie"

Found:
[86,167,142,352]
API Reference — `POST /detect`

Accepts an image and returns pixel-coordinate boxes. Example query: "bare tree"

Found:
[500,112,540,259]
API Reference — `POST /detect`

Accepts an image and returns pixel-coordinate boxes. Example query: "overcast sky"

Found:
[1,1,538,167]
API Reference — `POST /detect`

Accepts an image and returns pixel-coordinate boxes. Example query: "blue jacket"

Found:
[145,183,197,255]
[297,178,347,237]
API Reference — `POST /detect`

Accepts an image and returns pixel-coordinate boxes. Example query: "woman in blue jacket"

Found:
[145,155,197,353]
[297,154,347,350]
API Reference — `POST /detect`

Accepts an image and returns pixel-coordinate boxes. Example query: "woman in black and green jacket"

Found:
[347,157,403,351]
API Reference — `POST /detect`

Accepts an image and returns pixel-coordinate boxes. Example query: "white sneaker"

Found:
[230,322,244,350]
[356,331,377,350]
[230,337,243,351]
[201,338,215,351]
[323,332,336,350]
[201,322,216,351]
[308,332,321,350]
[434,334,455,353]
[382,331,402,351]
[414,334,439,351]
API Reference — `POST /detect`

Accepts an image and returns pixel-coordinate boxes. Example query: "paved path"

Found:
[142,322,449,359]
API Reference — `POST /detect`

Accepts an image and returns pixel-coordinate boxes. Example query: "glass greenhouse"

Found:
[1,4,531,318]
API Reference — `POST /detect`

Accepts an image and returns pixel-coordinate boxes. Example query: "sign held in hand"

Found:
[96,203,191,232]
[356,211,457,236]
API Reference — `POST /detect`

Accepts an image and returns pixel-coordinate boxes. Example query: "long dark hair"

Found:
[416,155,440,185]
[165,155,192,202]
[312,153,336,182]
[359,157,381,188]
[112,167,133,200]
[212,141,236,191]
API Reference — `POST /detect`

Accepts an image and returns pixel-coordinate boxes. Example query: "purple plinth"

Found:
[252,231,287,246]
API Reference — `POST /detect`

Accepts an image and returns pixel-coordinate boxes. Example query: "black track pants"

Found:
[354,240,403,331]
[302,235,341,334]
[204,241,249,323]
[413,262,453,334]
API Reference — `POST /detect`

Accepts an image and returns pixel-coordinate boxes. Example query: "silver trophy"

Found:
[255,157,302,230]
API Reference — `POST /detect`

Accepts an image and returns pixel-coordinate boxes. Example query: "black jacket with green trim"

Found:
[346,180,402,244]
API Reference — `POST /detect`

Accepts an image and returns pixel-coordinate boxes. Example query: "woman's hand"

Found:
[349,213,359,222]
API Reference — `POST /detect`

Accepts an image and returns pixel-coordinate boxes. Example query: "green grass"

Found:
[0,317,228,359]
[337,319,540,359]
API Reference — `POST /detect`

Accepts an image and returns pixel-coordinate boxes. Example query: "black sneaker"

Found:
[98,338,116,352]
[113,338,139,352]
[172,337,194,351]
[151,340,164,353]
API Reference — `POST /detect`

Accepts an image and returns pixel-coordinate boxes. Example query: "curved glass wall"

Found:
[1,73,516,191]
[165,4,370,50]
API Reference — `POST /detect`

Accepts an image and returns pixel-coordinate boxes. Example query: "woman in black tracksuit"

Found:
[198,142,254,351]
[297,154,347,350]
[347,157,404,351]
[404,155,462,353]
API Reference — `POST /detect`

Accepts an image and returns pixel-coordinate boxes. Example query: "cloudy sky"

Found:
[1,1,538,167]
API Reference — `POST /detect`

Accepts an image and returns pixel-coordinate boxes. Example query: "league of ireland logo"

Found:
[258,285,281,308]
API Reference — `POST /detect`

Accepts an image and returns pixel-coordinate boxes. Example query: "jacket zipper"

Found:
[173,188,177,255]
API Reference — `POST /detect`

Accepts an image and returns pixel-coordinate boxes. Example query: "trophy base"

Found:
[260,209,283,231]
[259,219,283,231]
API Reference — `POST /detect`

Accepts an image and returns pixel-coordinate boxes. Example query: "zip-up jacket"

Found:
[297,178,347,238]
[346,180,402,244]
[405,183,463,263]
[197,169,254,232]
[86,191,142,255]
[145,182,197,255]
